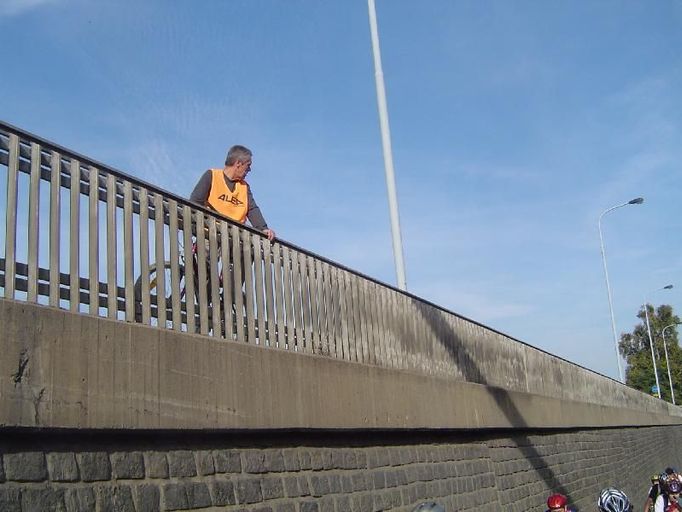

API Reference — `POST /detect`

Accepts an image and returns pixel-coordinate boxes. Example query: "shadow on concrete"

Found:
[410,299,575,506]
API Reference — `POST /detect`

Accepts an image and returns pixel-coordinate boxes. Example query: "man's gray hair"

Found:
[225,145,253,166]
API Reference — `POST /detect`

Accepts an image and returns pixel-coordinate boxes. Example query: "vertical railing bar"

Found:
[357,276,370,364]
[299,252,313,353]
[106,173,118,318]
[273,243,286,348]
[123,181,135,321]
[69,159,80,311]
[182,205,196,333]
[322,262,335,358]
[220,221,234,340]
[230,224,244,341]
[196,211,209,335]
[387,289,399,369]
[348,272,361,362]
[291,249,304,351]
[48,151,61,306]
[168,199,181,331]
[252,236,266,344]
[366,280,379,366]
[242,230,256,343]
[282,246,294,349]
[311,258,323,355]
[376,285,391,368]
[3,134,19,299]
[139,188,151,325]
[338,269,351,362]
[88,167,99,315]
[26,143,41,302]
[262,239,276,347]
[153,193,166,327]
[208,216,221,337]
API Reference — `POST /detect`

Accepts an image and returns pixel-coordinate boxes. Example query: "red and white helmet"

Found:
[547,493,568,509]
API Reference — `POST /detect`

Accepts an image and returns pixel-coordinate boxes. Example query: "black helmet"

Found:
[667,480,682,494]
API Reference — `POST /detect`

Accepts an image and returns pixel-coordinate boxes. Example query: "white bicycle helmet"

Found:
[598,488,632,512]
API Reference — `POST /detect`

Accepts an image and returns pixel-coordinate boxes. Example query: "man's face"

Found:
[234,158,252,181]
[670,492,680,503]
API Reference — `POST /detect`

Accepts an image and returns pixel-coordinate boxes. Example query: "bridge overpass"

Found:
[1,120,681,511]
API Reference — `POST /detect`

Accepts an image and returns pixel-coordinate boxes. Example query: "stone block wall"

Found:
[0,425,680,511]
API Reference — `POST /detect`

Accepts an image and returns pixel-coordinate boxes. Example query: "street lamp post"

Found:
[644,284,673,399]
[598,197,644,382]
[662,321,681,405]
[367,0,407,291]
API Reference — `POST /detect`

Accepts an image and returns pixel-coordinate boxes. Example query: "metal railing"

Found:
[0,120,674,414]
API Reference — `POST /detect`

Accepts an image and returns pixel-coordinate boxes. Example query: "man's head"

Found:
[547,493,568,511]
[224,145,253,181]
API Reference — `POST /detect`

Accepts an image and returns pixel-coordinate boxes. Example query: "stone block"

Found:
[145,453,169,479]
[211,480,236,506]
[213,450,241,473]
[187,482,211,509]
[47,452,79,482]
[261,476,284,500]
[282,449,300,471]
[4,452,48,482]
[163,483,188,511]
[167,451,197,478]
[134,484,160,512]
[111,452,145,480]
[328,474,342,494]
[22,488,65,511]
[300,500,319,512]
[351,493,373,512]
[283,476,302,498]
[95,484,135,512]
[336,495,352,512]
[196,450,215,476]
[0,455,5,482]
[235,477,263,504]
[78,452,111,482]
[0,488,21,512]
[309,475,330,497]
[65,487,96,512]
[274,502,296,512]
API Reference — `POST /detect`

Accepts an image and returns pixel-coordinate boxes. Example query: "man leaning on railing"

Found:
[189,144,276,240]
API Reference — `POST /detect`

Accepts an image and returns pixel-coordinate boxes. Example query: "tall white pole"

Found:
[598,210,624,382]
[644,302,662,399]
[662,324,676,405]
[598,197,643,381]
[367,0,407,291]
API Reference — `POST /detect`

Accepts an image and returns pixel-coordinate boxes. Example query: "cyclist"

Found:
[655,479,682,512]
[546,493,575,512]
[646,474,664,512]
[598,488,632,512]
[190,144,276,241]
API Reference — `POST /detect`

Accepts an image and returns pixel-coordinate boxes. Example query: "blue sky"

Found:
[1,0,681,380]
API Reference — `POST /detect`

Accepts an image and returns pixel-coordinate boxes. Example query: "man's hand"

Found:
[262,228,276,241]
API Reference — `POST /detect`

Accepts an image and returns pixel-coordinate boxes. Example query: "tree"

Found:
[620,304,681,402]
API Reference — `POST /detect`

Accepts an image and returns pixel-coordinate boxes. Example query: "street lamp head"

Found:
[664,284,674,290]
[628,197,644,205]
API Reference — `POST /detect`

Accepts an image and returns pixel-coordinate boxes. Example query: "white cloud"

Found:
[0,0,59,16]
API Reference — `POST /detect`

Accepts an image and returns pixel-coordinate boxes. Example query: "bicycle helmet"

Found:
[412,502,445,512]
[667,479,682,494]
[547,493,568,509]
[598,488,632,512]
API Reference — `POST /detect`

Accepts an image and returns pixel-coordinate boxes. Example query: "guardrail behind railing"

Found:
[0,120,676,416]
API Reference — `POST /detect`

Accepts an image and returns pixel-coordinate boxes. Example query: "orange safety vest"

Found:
[206,169,249,223]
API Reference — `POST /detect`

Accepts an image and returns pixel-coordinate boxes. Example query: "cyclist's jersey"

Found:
[206,169,249,223]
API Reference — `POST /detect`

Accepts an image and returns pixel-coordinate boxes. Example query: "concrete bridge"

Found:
[1,120,681,511]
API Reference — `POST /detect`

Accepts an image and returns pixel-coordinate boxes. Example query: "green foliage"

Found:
[620,304,681,402]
